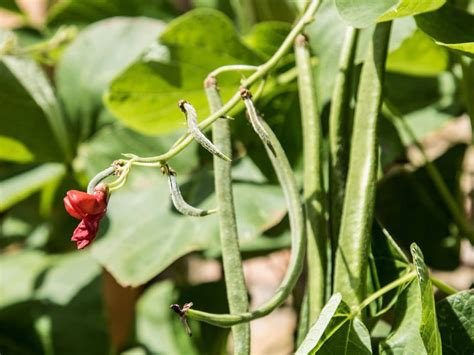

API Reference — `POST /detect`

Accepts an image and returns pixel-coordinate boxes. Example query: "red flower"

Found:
[64,185,108,249]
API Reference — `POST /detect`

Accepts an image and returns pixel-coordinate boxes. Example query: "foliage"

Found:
[1,0,473,354]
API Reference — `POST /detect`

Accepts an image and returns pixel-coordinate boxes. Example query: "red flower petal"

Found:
[64,196,85,219]
[66,190,106,216]
[71,213,104,249]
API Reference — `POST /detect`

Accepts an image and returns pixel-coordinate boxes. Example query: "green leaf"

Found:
[47,0,177,26]
[379,281,428,354]
[375,144,466,269]
[243,21,291,60]
[436,290,474,354]
[0,136,34,163]
[386,30,449,76]
[335,0,445,28]
[0,0,21,13]
[56,17,165,141]
[79,125,286,286]
[105,8,260,135]
[295,293,372,354]
[416,4,474,56]
[0,250,110,355]
[410,243,442,354]
[0,56,71,162]
[0,163,65,212]
[136,280,230,354]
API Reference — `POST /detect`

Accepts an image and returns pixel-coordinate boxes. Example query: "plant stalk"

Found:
[328,26,359,246]
[205,77,250,353]
[294,33,327,323]
[430,276,457,295]
[334,22,392,307]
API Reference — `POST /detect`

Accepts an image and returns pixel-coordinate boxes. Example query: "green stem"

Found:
[384,105,474,243]
[186,98,305,328]
[355,270,417,314]
[128,0,321,165]
[209,65,258,78]
[328,26,359,246]
[205,77,250,354]
[458,56,474,143]
[430,276,457,295]
[294,33,327,323]
[334,22,392,308]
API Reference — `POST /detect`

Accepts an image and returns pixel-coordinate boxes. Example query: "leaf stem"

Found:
[430,276,457,295]
[328,26,359,245]
[205,77,250,352]
[87,166,115,194]
[334,21,392,307]
[209,65,259,78]
[185,92,305,328]
[294,33,327,323]
[355,270,416,314]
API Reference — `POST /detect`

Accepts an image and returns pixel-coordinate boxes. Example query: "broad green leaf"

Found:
[56,17,165,141]
[0,0,20,13]
[375,144,466,269]
[0,163,65,212]
[416,4,474,56]
[79,125,286,286]
[386,30,449,76]
[410,243,442,354]
[436,290,474,354]
[136,281,197,355]
[136,280,230,354]
[47,0,176,26]
[0,56,71,162]
[306,4,415,104]
[0,250,110,355]
[379,281,428,354]
[335,0,445,28]
[295,293,372,354]
[105,8,260,135]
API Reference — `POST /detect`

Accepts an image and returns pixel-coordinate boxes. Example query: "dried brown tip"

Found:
[178,99,188,112]
[240,86,252,100]
[204,75,218,89]
[295,33,309,46]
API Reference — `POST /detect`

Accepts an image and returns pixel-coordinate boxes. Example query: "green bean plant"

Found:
[1,0,473,354]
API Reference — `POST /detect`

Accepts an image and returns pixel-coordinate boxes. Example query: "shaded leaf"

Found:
[416,4,474,56]
[0,56,71,162]
[436,290,474,354]
[56,17,165,141]
[0,250,110,355]
[0,0,20,13]
[0,163,65,212]
[47,0,176,26]
[375,144,466,270]
[295,293,372,354]
[105,8,260,135]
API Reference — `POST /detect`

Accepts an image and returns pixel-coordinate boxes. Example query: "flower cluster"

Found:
[64,185,108,249]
